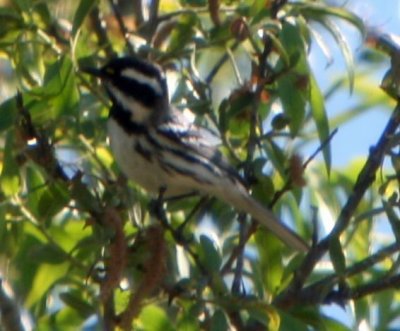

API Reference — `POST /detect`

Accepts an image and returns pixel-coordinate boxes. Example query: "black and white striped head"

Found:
[84,57,170,124]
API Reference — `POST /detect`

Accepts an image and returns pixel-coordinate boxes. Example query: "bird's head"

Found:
[83,57,170,124]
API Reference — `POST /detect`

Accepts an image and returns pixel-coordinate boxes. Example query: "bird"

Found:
[82,56,308,252]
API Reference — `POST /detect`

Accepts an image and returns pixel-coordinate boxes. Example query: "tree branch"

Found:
[275,100,400,308]
[0,279,25,331]
[295,242,400,305]
[89,6,116,58]
[107,0,135,54]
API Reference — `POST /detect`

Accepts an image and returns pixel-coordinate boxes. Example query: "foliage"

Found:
[0,0,399,330]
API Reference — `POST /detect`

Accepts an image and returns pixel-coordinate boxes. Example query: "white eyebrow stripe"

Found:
[121,68,163,95]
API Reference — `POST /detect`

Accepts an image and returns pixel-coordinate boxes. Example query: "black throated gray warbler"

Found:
[83,57,308,252]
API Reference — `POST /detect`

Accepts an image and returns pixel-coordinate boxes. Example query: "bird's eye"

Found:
[104,67,115,76]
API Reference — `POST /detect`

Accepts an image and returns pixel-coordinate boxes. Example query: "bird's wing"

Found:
[156,112,244,184]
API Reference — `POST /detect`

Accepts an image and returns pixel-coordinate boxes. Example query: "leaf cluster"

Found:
[0,0,398,330]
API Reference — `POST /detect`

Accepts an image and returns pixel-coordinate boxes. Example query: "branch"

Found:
[326,274,400,303]
[0,279,25,331]
[107,0,135,54]
[275,101,400,308]
[89,6,116,58]
[231,214,247,295]
[269,128,338,207]
[15,92,69,181]
[205,42,239,84]
[295,242,400,305]
[119,226,166,329]
[100,207,128,303]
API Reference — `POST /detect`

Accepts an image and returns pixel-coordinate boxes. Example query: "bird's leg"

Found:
[150,186,169,227]
[177,196,210,235]
[231,213,247,295]
[163,191,199,202]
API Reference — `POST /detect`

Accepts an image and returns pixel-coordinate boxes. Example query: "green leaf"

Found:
[210,310,228,331]
[70,177,101,213]
[176,302,203,331]
[249,0,270,19]
[59,291,95,318]
[0,97,18,133]
[277,20,310,135]
[252,167,275,206]
[279,309,310,331]
[277,72,308,135]
[50,57,80,117]
[32,2,52,27]
[40,307,85,329]
[198,234,222,273]
[11,0,29,12]
[38,181,70,219]
[72,0,98,36]
[13,232,45,298]
[25,165,47,218]
[263,139,287,178]
[294,2,366,36]
[309,72,331,175]
[375,290,396,330]
[255,229,284,293]
[382,199,400,242]
[320,316,352,331]
[26,56,80,123]
[246,301,280,331]
[30,243,67,264]
[25,262,69,307]
[318,17,355,93]
[0,7,23,39]
[329,237,346,276]
[167,13,198,52]
[50,220,92,253]
[0,131,20,196]
[138,305,175,331]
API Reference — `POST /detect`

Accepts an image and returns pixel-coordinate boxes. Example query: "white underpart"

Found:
[107,116,308,251]
[121,68,163,95]
[107,118,166,192]
[108,85,151,123]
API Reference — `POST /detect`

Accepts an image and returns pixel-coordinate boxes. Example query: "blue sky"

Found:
[313,1,400,328]
[310,0,400,168]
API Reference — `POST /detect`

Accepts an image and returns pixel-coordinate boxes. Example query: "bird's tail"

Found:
[216,186,309,252]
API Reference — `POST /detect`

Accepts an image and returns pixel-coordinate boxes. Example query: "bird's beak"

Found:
[81,66,103,78]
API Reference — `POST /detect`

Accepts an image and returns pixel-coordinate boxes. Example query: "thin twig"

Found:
[107,0,135,55]
[16,92,69,181]
[0,279,25,331]
[89,7,116,58]
[302,128,338,170]
[327,274,400,303]
[148,0,160,22]
[231,214,247,295]
[151,193,209,276]
[270,128,338,207]
[275,101,400,308]
[205,42,239,84]
[221,34,275,277]
[297,242,400,305]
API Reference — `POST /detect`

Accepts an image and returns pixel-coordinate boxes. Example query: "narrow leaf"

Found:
[382,199,400,242]
[294,2,366,35]
[309,72,331,175]
[0,97,18,133]
[329,237,346,276]
[0,131,20,196]
[319,17,355,93]
[72,0,97,36]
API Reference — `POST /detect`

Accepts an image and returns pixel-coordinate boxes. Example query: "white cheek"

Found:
[108,85,151,123]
